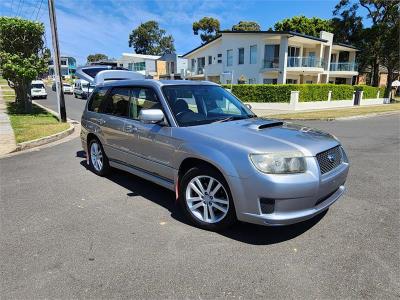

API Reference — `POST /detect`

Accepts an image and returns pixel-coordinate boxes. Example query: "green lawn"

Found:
[266,103,400,120]
[6,98,70,143]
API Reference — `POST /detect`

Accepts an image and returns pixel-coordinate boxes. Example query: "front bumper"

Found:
[228,157,349,226]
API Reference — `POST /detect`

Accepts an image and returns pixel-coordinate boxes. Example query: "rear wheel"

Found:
[88,138,110,176]
[179,166,236,231]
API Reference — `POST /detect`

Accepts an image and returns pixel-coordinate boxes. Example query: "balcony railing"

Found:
[330,62,358,72]
[262,58,280,69]
[287,56,325,68]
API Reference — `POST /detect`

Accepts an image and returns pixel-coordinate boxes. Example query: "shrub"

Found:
[222,83,383,102]
[354,85,384,99]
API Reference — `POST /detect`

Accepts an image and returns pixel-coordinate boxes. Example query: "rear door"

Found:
[94,86,131,163]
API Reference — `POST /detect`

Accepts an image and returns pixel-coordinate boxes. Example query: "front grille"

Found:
[316,146,343,174]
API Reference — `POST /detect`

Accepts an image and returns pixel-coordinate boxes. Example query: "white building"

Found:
[117,53,161,77]
[182,31,358,85]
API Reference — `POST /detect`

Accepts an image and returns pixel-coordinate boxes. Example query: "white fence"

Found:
[247,90,389,111]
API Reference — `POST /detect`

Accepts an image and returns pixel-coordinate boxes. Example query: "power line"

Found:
[10,0,14,16]
[15,0,22,17]
[35,0,44,21]
[30,0,39,19]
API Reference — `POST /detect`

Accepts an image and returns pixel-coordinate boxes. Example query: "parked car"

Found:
[63,83,73,94]
[51,81,74,94]
[31,80,47,99]
[74,79,94,99]
[79,68,349,231]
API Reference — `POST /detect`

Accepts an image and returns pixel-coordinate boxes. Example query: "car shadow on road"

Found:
[78,154,326,245]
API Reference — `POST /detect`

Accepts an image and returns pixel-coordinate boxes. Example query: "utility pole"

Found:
[48,0,67,122]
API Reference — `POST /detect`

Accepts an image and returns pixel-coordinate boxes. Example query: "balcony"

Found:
[262,58,280,69]
[287,56,325,68]
[330,62,358,72]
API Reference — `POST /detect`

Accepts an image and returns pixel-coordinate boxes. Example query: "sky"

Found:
[0,0,370,65]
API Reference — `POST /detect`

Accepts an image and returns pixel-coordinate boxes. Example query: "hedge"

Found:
[354,85,385,99]
[222,84,383,103]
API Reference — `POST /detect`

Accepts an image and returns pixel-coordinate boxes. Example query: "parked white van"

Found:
[31,80,47,99]
[73,79,94,99]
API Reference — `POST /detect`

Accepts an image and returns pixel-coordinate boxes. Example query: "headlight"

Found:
[250,151,307,174]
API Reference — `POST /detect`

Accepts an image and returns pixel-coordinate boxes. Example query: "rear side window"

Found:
[101,87,130,117]
[88,87,108,112]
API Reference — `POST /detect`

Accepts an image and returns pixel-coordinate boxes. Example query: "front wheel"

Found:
[179,166,236,231]
[88,139,110,176]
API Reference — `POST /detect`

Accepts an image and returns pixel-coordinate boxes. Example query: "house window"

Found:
[226,79,232,84]
[264,45,280,68]
[208,56,212,65]
[170,62,175,73]
[133,62,145,71]
[119,63,123,68]
[288,46,300,57]
[263,78,277,84]
[248,78,257,84]
[250,45,257,64]
[217,53,222,63]
[238,48,244,64]
[128,63,133,71]
[227,50,233,66]
[191,59,196,71]
[286,79,298,84]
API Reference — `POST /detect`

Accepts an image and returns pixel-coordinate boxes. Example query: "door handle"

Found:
[125,124,138,133]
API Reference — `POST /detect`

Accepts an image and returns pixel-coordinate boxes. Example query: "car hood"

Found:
[181,118,339,156]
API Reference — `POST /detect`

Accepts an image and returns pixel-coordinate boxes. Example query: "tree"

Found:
[232,21,261,31]
[272,16,333,37]
[87,53,108,63]
[192,17,220,44]
[0,17,48,113]
[128,21,175,55]
[333,0,399,89]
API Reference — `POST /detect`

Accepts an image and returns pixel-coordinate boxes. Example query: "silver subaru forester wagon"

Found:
[81,73,349,231]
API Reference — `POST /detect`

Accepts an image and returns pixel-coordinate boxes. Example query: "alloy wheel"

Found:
[185,175,229,223]
[90,142,103,172]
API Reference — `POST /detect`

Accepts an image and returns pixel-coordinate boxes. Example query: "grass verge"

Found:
[6,98,69,143]
[267,103,400,120]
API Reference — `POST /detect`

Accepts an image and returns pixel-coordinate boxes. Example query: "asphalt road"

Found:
[1,98,399,298]
[35,88,87,121]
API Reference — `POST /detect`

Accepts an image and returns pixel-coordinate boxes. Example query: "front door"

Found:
[124,87,176,181]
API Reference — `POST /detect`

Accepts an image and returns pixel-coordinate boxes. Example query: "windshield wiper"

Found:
[212,116,247,123]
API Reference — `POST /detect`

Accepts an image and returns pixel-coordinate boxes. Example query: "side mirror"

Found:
[245,103,252,110]
[138,109,165,124]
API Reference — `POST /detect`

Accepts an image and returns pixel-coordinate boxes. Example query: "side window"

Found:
[130,88,161,119]
[101,87,130,117]
[88,87,108,112]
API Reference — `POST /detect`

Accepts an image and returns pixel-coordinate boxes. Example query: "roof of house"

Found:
[121,53,161,60]
[182,30,333,57]
[332,42,359,51]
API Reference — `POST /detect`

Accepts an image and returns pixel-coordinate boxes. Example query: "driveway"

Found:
[0,113,399,298]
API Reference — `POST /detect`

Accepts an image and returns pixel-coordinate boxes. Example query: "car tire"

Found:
[88,138,110,176]
[179,165,237,231]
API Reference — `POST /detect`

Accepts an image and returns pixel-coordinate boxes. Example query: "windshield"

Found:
[162,85,255,127]
[82,83,95,89]
[63,84,71,87]
[32,84,44,89]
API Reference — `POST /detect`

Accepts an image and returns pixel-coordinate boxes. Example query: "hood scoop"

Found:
[248,121,284,131]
